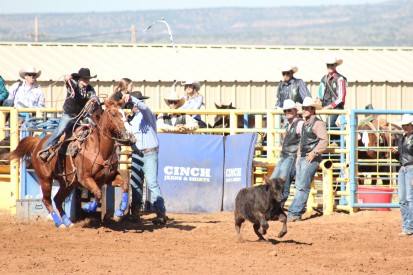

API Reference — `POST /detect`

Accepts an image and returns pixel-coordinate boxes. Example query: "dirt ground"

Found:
[0,209,413,275]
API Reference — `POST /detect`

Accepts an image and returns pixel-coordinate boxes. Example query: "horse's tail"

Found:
[7,136,41,161]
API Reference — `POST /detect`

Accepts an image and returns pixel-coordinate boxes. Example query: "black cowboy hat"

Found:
[129,91,149,100]
[71,68,97,79]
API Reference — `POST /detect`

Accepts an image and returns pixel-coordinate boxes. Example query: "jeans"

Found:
[398,165,413,233]
[130,151,166,214]
[328,105,344,143]
[288,156,321,218]
[43,113,76,149]
[270,155,296,207]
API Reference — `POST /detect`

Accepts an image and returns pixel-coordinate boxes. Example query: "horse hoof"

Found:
[68,223,75,228]
[58,224,66,229]
[113,215,122,222]
[46,214,53,221]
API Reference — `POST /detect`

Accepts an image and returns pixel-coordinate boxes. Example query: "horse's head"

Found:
[101,99,136,145]
[213,102,236,128]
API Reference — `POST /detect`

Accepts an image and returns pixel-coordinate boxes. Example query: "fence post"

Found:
[9,108,19,215]
[321,160,334,215]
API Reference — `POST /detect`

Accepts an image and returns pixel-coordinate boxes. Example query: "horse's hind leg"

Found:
[39,178,64,228]
[54,182,76,228]
[110,172,129,221]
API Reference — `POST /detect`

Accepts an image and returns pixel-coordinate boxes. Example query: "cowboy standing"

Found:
[317,56,347,144]
[270,99,304,207]
[391,114,413,236]
[6,66,45,108]
[128,92,168,225]
[157,91,199,133]
[275,65,311,109]
[287,97,328,222]
[39,68,98,162]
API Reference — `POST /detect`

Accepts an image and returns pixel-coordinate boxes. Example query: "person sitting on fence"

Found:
[391,114,413,236]
[38,68,98,162]
[179,80,207,128]
[5,66,45,109]
[156,91,199,133]
[270,99,304,208]
[287,97,328,222]
[316,56,347,145]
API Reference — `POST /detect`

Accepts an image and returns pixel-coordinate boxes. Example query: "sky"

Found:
[3,0,389,14]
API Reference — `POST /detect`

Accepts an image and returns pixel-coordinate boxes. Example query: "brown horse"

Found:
[8,99,135,228]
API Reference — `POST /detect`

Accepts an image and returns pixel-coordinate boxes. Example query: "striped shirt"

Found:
[8,80,45,108]
[129,99,159,151]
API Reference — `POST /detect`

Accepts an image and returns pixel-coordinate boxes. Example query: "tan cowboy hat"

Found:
[324,55,343,66]
[19,66,41,79]
[279,64,298,74]
[164,91,185,108]
[182,80,201,91]
[282,99,301,111]
[396,114,413,126]
[302,97,322,110]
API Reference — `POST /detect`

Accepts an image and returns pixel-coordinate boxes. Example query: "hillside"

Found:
[0,0,412,46]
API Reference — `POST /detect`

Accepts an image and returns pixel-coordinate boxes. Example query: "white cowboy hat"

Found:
[19,66,41,79]
[182,80,201,91]
[282,99,301,111]
[164,91,185,108]
[279,64,298,74]
[302,97,322,110]
[396,114,413,126]
[324,55,343,66]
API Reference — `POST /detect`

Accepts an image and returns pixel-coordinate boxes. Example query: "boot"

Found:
[128,204,141,223]
[152,212,168,225]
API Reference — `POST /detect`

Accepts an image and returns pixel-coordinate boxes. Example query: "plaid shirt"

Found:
[8,80,45,108]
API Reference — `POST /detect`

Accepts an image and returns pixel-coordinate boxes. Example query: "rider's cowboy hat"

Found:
[396,114,413,126]
[164,91,185,108]
[282,99,301,111]
[279,64,298,74]
[324,55,343,66]
[302,97,322,110]
[19,66,41,79]
[129,91,149,100]
[71,68,97,79]
[182,80,201,91]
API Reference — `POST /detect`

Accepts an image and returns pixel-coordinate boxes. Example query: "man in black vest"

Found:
[270,99,304,208]
[288,97,328,222]
[316,56,347,145]
[156,91,199,133]
[39,68,98,162]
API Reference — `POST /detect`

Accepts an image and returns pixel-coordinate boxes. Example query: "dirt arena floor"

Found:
[1,209,413,275]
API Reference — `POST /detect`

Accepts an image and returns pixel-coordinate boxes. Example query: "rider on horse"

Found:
[39,68,99,162]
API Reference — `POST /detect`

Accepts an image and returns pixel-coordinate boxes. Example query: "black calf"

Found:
[234,176,287,242]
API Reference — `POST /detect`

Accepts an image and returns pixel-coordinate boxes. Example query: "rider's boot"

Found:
[38,147,55,163]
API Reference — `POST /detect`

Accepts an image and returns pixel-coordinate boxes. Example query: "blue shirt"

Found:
[129,98,159,151]
[180,94,203,120]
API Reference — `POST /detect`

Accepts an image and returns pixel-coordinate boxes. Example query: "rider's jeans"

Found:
[43,113,76,149]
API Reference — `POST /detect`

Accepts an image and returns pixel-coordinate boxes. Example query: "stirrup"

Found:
[38,148,55,163]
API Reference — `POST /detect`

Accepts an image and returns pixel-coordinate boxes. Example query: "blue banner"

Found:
[223,133,258,211]
[158,133,224,213]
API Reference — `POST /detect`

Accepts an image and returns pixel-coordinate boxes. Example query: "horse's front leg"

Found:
[111,172,129,221]
[82,177,102,213]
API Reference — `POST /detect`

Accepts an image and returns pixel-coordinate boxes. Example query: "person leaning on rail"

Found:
[156,91,199,133]
[270,99,304,208]
[287,97,328,222]
[38,68,99,163]
[391,114,413,236]
[179,79,207,128]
